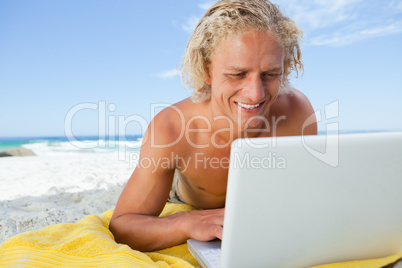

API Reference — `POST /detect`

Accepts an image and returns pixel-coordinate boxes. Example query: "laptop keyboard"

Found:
[199,247,221,268]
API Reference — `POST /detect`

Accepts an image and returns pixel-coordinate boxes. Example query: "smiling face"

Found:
[207,30,284,131]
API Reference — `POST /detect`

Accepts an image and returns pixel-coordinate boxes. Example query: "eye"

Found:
[262,72,282,80]
[229,72,246,78]
[232,73,245,77]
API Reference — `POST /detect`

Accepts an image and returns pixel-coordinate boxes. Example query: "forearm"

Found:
[109,212,188,252]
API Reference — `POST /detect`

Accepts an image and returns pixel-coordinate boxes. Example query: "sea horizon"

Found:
[0,135,143,155]
[1,129,400,156]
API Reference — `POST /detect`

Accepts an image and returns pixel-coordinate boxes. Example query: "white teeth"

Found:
[237,102,261,109]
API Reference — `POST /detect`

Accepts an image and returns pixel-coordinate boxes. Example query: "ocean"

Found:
[0,135,143,156]
[0,130,395,156]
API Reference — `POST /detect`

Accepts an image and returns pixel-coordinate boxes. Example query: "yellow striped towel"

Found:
[0,202,401,267]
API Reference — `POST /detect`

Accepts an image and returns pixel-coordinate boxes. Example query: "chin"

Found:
[239,118,266,132]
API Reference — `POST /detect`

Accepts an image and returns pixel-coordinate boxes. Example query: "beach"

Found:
[0,149,137,243]
[1,139,402,267]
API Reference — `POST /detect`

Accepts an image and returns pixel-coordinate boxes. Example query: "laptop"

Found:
[187,132,402,268]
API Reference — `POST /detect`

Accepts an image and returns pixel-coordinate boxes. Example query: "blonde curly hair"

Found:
[180,0,303,103]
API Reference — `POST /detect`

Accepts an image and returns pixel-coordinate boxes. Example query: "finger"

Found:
[213,214,224,225]
[214,225,223,240]
[203,212,224,226]
[201,207,224,215]
[207,208,225,218]
[215,207,225,214]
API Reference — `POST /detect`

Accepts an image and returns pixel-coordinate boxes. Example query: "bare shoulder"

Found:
[142,98,193,149]
[270,88,317,136]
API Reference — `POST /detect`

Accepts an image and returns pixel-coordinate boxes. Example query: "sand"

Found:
[1,151,402,268]
[0,151,137,243]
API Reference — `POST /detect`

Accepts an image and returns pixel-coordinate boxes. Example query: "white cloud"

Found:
[310,20,402,46]
[154,69,180,79]
[276,0,363,30]
[274,0,402,46]
[181,16,200,34]
[180,0,402,46]
[388,0,402,12]
[198,1,214,11]
[180,1,214,34]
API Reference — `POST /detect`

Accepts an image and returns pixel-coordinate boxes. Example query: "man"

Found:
[109,0,317,251]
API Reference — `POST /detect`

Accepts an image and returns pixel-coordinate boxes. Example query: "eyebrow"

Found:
[223,66,283,72]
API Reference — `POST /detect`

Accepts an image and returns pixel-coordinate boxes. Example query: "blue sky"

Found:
[1,0,401,137]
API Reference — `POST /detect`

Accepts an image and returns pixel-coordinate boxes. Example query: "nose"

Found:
[243,74,265,102]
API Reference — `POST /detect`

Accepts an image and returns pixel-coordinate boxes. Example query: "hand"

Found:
[182,208,225,241]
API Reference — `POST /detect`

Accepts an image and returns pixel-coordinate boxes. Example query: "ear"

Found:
[205,73,212,85]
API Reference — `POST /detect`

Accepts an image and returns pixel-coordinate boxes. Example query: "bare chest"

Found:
[178,145,231,197]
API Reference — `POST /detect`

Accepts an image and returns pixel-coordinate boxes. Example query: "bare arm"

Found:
[110,203,224,251]
[109,167,224,251]
[109,107,224,251]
